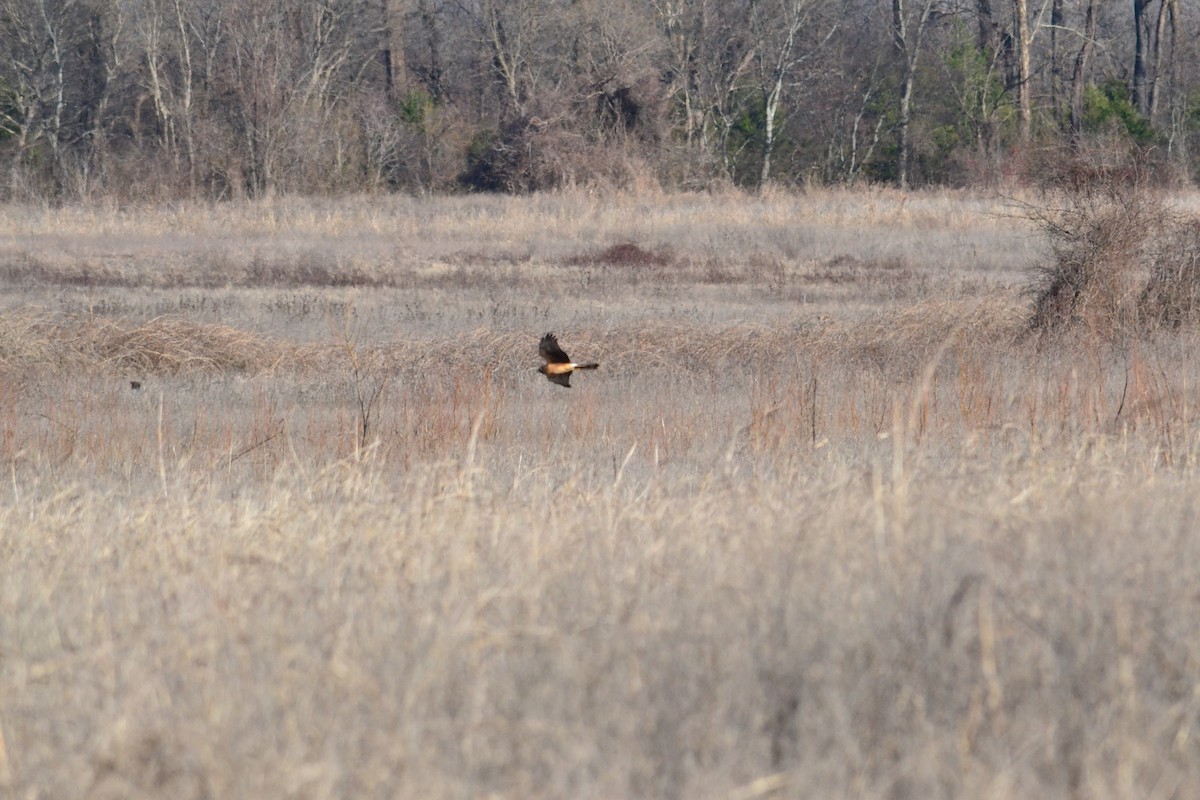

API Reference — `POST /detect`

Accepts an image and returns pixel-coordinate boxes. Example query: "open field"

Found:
[2,189,1200,799]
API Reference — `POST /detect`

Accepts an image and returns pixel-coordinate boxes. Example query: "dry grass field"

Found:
[2,188,1200,799]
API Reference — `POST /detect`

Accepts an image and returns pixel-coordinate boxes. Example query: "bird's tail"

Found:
[576,363,600,370]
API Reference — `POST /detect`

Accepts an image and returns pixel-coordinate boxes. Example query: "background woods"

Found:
[0,0,1197,200]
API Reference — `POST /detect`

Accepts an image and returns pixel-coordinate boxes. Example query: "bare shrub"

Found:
[1024,146,1200,339]
[459,116,583,193]
[458,106,661,194]
[1141,219,1200,327]
[1026,151,1166,336]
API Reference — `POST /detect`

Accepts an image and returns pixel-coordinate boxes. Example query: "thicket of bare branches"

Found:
[1027,144,1200,338]
[0,0,1198,200]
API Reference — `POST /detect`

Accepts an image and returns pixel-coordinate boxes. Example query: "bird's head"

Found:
[536,365,547,375]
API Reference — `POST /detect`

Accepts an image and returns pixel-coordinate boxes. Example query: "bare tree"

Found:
[133,0,200,187]
[1049,0,1064,124]
[569,0,662,134]
[1146,0,1178,122]
[651,0,704,148]
[1013,0,1030,142]
[408,0,445,100]
[648,0,759,182]
[378,0,408,99]
[476,0,547,116]
[0,0,1197,198]
[0,0,85,193]
[749,0,839,188]
[1068,0,1096,141]
[890,0,938,188]
[295,0,372,111]
[80,0,126,190]
[819,20,888,185]
[1150,0,1185,175]
[1131,0,1152,116]
[215,0,378,195]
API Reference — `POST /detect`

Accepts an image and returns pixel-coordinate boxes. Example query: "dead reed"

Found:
[1,188,1199,798]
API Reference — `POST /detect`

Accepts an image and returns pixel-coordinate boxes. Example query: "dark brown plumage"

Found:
[537,333,599,388]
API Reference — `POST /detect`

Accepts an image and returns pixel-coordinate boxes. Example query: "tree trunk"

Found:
[760,80,780,188]
[45,1,70,169]
[976,0,998,56]
[1147,0,1173,121]
[415,0,443,101]
[655,0,704,149]
[142,2,175,155]
[1050,0,1063,123]
[892,0,935,189]
[172,0,197,191]
[1013,0,1031,142]
[484,1,524,114]
[1069,0,1097,141]
[897,71,913,189]
[755,0,809,190]
[1131,0,1152,116]
[81,3,123,192]
[380,0,396,99]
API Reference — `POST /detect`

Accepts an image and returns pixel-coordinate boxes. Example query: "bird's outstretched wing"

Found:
[539,332,571,364]
[546,371,572,388]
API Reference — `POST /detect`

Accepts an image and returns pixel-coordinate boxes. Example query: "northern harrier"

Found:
[537,332,599,388]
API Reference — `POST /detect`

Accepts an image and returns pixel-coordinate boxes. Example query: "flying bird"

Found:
[537,332,599,388]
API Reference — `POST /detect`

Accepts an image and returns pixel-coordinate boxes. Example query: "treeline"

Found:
[0,0,1196,200]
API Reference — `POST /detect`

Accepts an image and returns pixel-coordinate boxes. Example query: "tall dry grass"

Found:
[2,188,1200,798]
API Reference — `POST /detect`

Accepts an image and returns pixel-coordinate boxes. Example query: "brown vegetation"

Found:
[1028,147,1200,338]
[2,190,1200,798]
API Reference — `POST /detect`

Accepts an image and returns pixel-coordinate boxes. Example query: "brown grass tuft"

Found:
[0,312,294,375]
[571,241,675,267]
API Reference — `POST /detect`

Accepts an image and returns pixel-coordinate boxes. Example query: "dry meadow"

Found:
[2,189,1200,799]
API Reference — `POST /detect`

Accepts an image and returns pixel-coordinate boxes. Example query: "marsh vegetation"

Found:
[2,189,1199,798]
